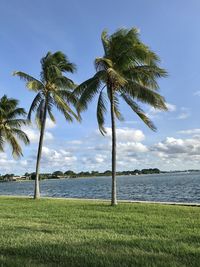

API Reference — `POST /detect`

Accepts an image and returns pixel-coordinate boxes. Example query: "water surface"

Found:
[0,172,200,203]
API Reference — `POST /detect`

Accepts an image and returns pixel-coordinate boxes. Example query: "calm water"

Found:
[0,172,200,203]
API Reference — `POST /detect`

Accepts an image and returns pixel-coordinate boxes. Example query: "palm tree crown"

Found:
[0,95,29,157]
[14,51,79,126]
[76,28,167,133]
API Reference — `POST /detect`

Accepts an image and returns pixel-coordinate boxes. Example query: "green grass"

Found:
[0,197,200,267]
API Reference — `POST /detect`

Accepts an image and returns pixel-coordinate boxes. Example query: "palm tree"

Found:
[0,95,29,157]
[14,51,79,199]
[75,28,168,206]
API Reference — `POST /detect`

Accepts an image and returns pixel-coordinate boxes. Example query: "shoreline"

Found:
[0,195,200,206]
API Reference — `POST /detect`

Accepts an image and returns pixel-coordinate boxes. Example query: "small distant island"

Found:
[0,168,199,182]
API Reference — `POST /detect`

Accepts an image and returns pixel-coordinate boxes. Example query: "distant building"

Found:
[12,175,30,181]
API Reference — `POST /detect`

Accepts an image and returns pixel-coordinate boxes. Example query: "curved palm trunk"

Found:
[34,101,47,199]
[110,89,117,206]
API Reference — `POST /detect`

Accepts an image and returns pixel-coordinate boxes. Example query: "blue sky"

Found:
[1,0,200,174]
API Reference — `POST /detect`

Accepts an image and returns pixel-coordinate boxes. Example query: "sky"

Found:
[1,0,200,174]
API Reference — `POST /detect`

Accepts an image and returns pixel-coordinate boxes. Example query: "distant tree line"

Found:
[28,168,161,179]
[0,168,161,181]
[2,168,199,182]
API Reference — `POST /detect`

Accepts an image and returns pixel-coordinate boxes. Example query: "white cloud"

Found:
[24,128,38,142]
[152,137,186,154]
[166,103,177,112]
[94,154,107,163]
[32,131,200,171]
[152,136,200,156]
[118,142,148,153]
[0,154,29,174]
[41,146,77,169]
[104,127,145,142]
[46,118,56,129]
[147,102,176,118]
[24,127,54,143]
[20,160,28,166]
[44,132,54,141]
[71,127,148,170]
[147,103,189,121]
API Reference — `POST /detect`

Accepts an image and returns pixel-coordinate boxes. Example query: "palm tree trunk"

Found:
[34,101,47,199]
[110,89,117,206]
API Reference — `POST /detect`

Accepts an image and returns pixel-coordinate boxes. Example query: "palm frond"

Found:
[47,101,56,123]
[124,65,168,90]
[40,51,76,82]
[53,76,75,90]
[28,93,43,121]
[107,28,162,73]
[75,70,105,95]
[75,72,104,112]
[50,51,77,73]
[26,80,44,92]
[13,71,43,90]
[95,57,113,71]
[0,95,18,113]
[5,131,23,158]
[121,93,156,131]
[0,95,29,157]
[35,99,45,128]
[44,65,62,83]
[133,65,168,78]
[107,68,127,87]
[97,90,107,135]
[122,81,168,110]
[7,108,27,120]
[113,93,124,121]
[11,128,30,145]
[5,119,29,128]
[56,90,78,107]
[101,30,110,56]
[53,94,79,122]
[106,88,124,121]
[0,131,4,152]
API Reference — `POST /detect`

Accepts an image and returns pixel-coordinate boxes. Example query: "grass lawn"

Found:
[0,197,200,267]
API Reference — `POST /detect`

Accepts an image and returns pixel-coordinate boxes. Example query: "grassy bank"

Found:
[0,197,200,267]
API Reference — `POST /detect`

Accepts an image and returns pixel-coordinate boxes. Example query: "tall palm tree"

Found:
[0,95,29,157]
[14,51,79,199]
[75,28,168,206]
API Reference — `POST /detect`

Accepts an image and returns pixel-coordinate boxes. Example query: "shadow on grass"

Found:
[1,238,199,267]
[0,255,49,267]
